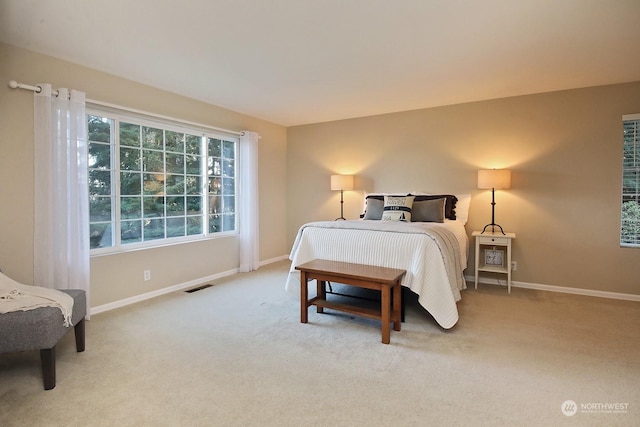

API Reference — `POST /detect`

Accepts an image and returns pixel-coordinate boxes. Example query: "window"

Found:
[621,114,640,247]
[88,111,238,252]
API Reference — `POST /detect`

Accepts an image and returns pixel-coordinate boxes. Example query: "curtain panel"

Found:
[33,84,91,311]
[238,131,259,272]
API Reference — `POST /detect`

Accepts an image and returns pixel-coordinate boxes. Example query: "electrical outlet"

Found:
[144,270,151,281]
[511,261,517,271]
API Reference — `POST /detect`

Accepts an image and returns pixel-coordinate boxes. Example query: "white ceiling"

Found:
[2,0,640,126]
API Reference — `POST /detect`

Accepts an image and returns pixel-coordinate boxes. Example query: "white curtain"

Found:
[33,84,90,308]
[238,131,259,272]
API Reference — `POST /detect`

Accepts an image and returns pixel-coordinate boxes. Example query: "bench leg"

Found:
[75,318,85,352]
[381,285,391,344]
[316,280,326,313]
[40,347,56,390]
[401,286,406,322]
[393,282,401,332]
[300,271,308,323]
[392,285,407,322]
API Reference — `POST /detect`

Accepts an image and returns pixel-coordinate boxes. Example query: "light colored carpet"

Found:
[1,260,638,426]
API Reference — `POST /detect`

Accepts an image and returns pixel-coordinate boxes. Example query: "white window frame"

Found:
[88,107,239,255]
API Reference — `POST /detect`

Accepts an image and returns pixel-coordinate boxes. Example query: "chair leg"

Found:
[40,347,56,390]
[74,318,85,352]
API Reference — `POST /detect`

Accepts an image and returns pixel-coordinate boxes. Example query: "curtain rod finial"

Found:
[8,80,18,89]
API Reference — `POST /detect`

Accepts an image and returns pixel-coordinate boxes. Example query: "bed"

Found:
[285,193,470,329]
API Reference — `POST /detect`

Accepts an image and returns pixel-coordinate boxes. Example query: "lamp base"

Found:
[335,189,346,221]
[481,223,505,235]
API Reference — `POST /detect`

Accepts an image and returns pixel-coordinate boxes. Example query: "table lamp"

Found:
[331,175,354,220]
[478,169,511,234]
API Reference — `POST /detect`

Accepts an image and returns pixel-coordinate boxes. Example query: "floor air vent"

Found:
[185,284,214,293]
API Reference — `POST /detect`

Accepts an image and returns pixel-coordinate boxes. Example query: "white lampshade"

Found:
[331,175,354,191]
[477,169,511,190]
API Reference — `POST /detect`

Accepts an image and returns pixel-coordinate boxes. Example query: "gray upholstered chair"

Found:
[0,289,86,390]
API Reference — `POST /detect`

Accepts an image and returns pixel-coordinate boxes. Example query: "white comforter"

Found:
[285,220,468,329]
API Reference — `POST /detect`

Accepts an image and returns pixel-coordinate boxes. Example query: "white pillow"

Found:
[381,195,414,221]
[454,194,471,224]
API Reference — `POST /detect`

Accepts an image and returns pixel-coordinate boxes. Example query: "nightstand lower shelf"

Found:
[477,265,509,274]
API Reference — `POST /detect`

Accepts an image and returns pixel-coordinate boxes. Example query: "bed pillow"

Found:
[411,198,445,222]
[410,194,458,220]
[361,193,408,218]
[362,198,384,220]
[381,195,414,221]
[453,194,471,224]
[361,193,458,219]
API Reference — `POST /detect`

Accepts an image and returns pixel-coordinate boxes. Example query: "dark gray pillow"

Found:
[363,198,384,220]
[410,194,458,220]
[411,198,445,222]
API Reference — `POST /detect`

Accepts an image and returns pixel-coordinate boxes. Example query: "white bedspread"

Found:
[285,220,468,329]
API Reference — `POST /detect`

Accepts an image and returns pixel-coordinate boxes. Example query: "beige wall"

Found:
[0,43,288,307]
[2,41,639,304]
[287,82,640,295]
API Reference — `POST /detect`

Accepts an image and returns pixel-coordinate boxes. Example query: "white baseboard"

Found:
[466,275,640,302]
[91,268,239,315]
[90,255,292,316]
[259,254,289,266]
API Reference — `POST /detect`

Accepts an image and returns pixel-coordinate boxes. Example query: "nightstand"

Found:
[472,231,516,293]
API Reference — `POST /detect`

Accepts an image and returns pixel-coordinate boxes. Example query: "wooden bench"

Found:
[296,259,406,344]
